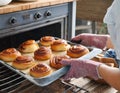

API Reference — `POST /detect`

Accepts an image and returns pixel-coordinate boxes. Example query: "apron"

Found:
[104,0,120,61]
[104,49,120,69]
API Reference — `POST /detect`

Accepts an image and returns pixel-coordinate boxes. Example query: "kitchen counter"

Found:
[0,0,74,14]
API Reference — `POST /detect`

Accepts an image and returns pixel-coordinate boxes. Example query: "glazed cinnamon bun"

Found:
[30,63,52,78]
[50,55,69,69]
[34,46,52,61]
[0,48,21,62]
[67,45,89,58]
[51,39,68,52]
[40,36,55,46]
[12,55,35,70]
[19,40,39,53]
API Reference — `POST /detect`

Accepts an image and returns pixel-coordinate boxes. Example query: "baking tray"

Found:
[0,40,102,87]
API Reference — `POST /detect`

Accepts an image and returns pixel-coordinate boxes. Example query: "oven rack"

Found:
[0,62,35,93]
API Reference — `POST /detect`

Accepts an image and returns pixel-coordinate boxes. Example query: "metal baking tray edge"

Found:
[0,48,102,87]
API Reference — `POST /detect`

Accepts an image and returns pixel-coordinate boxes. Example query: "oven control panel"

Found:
[0,3,68,30]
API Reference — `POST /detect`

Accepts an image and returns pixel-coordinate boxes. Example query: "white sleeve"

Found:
[103,0,118,25]
[103,6,114,25]
[103,0,120,59]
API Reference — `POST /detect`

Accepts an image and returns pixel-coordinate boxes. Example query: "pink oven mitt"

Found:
[71,33,113,49]
[61,59,103,80]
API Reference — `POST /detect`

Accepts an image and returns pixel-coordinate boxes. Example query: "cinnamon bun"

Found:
[30,63,52,78]
[67,45,89,58]
[50,55,69,69]
[19,40,39,53]
[34,46,52,61]
[0,48,21,62]
[12,55,35,70]
[40,36,55,46]
[51,39,68,52]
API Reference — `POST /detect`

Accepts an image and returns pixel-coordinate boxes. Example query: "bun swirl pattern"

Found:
[51,39,68,51]
[67,45,89,58]
[30,63,52,78]
[0,48,21,62]
[19,40,39,53]
[34,46,52,60]
[40,36,55,46]
[50,55,69,69]
[12,56,35,70]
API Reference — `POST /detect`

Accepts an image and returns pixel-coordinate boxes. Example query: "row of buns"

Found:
[0,36,90,62]
[19,36,68,53]
[0,51,70,78]
[0,45,89,62]
[0,45,89,68]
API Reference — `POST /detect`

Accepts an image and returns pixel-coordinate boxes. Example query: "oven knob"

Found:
[34,12,41,19]
[9,17,17,24]
[45,11,52,17]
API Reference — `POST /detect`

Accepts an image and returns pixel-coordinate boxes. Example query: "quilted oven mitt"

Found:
[60,59,103,80]
[71,33,114,49]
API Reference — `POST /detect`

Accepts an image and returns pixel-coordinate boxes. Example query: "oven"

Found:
[0,2,76,51]
[0,2,77,93]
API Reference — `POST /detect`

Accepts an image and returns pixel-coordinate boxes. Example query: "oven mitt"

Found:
[71,33,114,49]
[60,59,102,80]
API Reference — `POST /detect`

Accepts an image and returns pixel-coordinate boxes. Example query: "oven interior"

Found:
[0,23,62,51]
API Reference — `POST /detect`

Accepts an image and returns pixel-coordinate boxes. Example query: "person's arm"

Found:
[61,59,120,90]
[106,35,114,49]
[98,64,120,90]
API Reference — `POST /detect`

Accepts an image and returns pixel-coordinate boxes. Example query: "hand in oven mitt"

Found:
[71,33,114,49]
[60,59,103,80]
